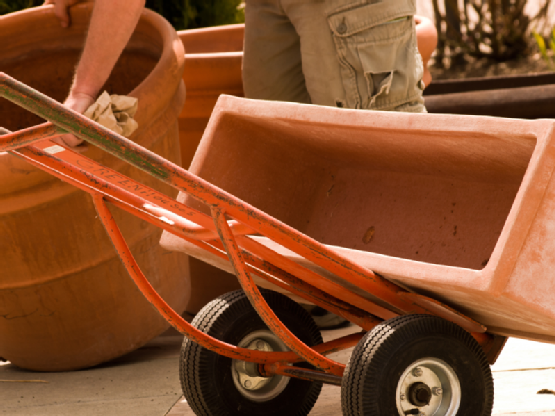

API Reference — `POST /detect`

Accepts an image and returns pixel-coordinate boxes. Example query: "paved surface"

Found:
[0,336,183,416]
[3,325,554,415]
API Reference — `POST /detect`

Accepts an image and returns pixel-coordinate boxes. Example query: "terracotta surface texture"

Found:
[177,24,244,169]
[0,4,189,371]
[161,95,555,343]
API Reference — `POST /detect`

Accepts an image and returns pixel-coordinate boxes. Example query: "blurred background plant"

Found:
[0,0,245,29]
[145,0,244,30]
[432,0,552,67]
[533,28,555,70]
[0,0,41,14]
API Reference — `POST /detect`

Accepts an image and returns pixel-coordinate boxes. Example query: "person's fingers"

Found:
[53,133,84,148]
[51,136,89,154]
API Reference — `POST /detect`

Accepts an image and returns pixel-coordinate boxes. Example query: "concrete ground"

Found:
[4,325,555,416]
[0,335,183,416]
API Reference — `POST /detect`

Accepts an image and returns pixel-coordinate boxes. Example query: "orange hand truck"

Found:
[0,73,503,416]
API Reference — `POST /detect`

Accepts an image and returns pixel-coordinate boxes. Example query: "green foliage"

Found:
[0,0,41,15]
[0,0,245,29]
[145,0,244,31]
[533,29,555,70]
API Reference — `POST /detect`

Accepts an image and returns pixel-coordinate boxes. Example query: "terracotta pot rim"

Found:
[178,23,244,36]
[178,23,244,55]
[185,51,243,59]
[130,7,185,126]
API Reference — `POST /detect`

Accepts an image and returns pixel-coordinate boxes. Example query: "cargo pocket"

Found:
[327,0,423,110]
[358,19,422,110]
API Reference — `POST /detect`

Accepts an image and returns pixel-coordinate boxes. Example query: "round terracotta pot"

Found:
[0,4,190,371]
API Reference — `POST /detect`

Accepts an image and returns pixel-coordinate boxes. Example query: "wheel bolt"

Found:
[400,393,406,401]
[432,387,443,396]
[412,367,423,377]
[256,341,265,350]
[244,380,252,388]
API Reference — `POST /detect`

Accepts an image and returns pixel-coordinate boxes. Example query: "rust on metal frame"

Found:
[0,122,63,151]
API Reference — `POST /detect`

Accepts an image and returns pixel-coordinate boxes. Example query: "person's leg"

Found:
[280,0,345,108]
[243,0,311,103]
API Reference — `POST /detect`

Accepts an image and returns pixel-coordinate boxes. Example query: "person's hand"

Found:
[52,92,96,150]
[43,0,85,28]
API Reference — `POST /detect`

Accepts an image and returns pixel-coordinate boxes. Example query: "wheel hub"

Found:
[396,358,461,416]
[232,330,290,402]
[408,382,432,407]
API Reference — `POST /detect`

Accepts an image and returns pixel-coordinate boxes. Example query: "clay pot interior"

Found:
[0,5,168,199]
[0,20,160,133]
[186,110,536,271]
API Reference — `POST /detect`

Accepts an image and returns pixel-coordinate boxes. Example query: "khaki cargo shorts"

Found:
[243,0,426,113]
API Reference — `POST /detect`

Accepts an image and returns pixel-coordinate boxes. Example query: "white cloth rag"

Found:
[84,91,139,137]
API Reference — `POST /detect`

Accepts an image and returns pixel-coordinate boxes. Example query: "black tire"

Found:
[180,289,323,416]
[341,314,493,416]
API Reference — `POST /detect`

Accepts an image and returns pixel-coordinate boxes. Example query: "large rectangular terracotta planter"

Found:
[161,95,555,344]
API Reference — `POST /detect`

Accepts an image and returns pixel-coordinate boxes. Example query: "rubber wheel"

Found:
[341,314,493,416]
[180,289,323,416]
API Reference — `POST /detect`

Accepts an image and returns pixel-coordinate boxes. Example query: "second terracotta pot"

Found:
[176,24,245,313]
[178,24,244,168]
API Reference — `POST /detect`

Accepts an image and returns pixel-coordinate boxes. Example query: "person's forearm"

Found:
[70,0,145,99]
